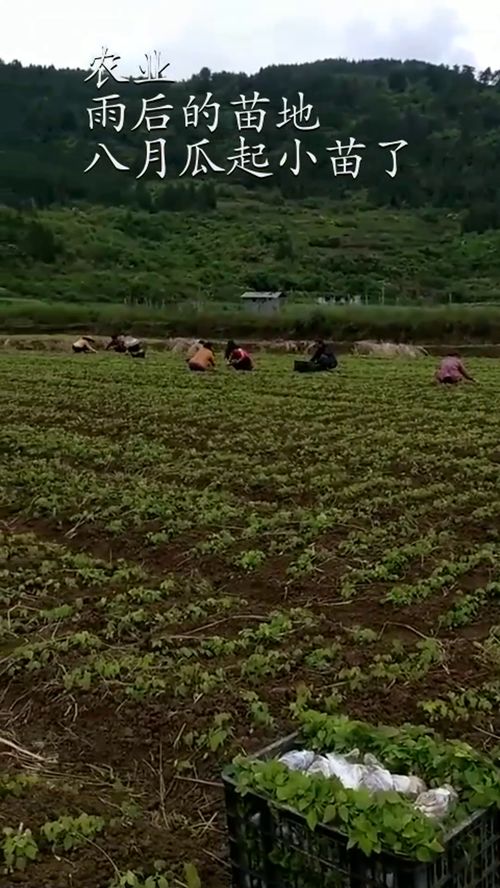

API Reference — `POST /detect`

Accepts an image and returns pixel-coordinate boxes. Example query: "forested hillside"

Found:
[1,56,500,220]
[2,192,500,307]
[1,56,500,315]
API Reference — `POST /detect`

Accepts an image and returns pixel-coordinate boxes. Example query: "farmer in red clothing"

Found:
[434,352,475,385]
[225,340,253,371]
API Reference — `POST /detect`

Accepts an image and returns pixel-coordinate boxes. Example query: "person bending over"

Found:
[225,340,253,371]
[188,342,215,372]
[106,333,127,353]
[72,336,96,354]
[106,334,146,358]
[124,335,146,359]
[186,340,205,362]
[434,352,475,385]
[310,340,338,371]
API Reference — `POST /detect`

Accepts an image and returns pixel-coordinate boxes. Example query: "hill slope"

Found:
[2,57,500,314]
[1,190,500,306]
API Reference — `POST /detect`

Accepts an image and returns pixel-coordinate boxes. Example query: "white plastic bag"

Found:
[306,755,333,778]
[278,750,316,772]
[391,774,427,798]
[278,749,364,786]
[359,754,394,793]
[308,753,364,789]
[361,753,426,796]
[414,785,458,819]
[343,747,361,763]
[277,747,437,809]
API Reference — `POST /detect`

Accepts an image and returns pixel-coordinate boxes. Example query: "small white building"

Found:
[240,291,287,313]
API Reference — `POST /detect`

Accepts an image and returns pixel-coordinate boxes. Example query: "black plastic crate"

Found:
[293,360,314,373]
[293,360,333,373]
[223,732,500,888]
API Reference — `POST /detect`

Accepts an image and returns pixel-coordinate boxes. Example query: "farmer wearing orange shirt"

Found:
[185,340,205,362]
[188,342,216,372]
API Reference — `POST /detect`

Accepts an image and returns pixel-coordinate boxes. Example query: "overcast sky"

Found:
[2,0,498,79]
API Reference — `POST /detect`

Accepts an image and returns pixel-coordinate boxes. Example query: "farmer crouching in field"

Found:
[188,341,215,372]
[72,336,96,354]
[185,340,205,362]
[309,340,338,371]
[294,340,338,373]
[106,334,146,359]
[106,333,127,353]
[124,336,146,359]
[434,352,475,385]
[225,340,253,371]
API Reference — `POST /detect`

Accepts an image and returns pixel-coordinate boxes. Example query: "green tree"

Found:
[462,203,500,234]
[23,219,60,262]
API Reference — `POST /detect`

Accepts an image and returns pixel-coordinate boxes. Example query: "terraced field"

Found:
[0,351,499,887]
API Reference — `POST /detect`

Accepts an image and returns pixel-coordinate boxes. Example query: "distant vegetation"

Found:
[1,56,500,331]
[3,299,500,345]
[2,56,500,218]
[2,190,500,308]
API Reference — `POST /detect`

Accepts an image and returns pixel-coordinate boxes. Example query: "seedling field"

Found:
[0,352,499,887]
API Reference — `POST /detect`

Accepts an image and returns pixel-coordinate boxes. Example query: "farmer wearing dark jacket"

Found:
[106,334,146,358]
[106,333,127,353]
[310,340,338,371]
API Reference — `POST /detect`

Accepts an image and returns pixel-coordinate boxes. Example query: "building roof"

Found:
[240,291,286,300]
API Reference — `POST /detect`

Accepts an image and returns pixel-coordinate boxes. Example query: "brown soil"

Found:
[1,354,500,887]
[0,509,498,887]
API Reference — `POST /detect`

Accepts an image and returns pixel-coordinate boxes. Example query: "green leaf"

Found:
[295,796,310,812]
[306,809,318,831]
[428,837,445,854]
[208,729,226,751]
[358,834,374,856]
[323,804,337,823]
[416,846,434,863]
[184,862,201,888]
[338,805,349,823]
[383,791,402,805]
[354,789,372,810]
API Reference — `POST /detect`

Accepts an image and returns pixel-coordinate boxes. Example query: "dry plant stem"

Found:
[0,735,50,761]
[158,740,169,829]
[380,621,433,641]
[202,848,231,869]
[174,775,223,789]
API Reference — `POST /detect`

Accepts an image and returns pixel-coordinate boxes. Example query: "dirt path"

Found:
[2,334,500,356]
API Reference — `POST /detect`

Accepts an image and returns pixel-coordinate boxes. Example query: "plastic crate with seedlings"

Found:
[223,710,500,888]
